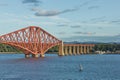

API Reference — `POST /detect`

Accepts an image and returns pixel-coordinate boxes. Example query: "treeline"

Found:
[0,43,120,53]
[0,43,58,53]
[93,43,120,52]
[46,46,58,53]
[0,44,20,52]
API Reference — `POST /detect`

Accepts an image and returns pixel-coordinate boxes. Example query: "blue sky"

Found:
[0,0,120,42]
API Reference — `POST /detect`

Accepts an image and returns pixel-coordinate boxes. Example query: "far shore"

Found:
[0,52,58,54]
[0,52,119,54]
[0,52,22,54]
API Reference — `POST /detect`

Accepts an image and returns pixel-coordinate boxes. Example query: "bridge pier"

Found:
[77,46,80,55]
[80,46,83,54]
[40,54,45,58]
[64,46,68,56]
[73,46,76,55]
[25,54,30,58]
[69,46,72,55]
[25,54,45,58]
[87,46,90,53]
[58,41,64,56]
[32,54,39,58]
[83,46,87,54]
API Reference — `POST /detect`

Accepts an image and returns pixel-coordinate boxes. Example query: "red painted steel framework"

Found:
[0,26,62,57]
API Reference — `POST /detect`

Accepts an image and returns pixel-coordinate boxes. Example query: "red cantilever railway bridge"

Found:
[0,26,95,58]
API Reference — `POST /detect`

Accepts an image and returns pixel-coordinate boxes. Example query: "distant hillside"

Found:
[64,41,120,44]
[62,36,120,43]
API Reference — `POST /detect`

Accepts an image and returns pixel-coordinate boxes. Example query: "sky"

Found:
[0,0,120,42]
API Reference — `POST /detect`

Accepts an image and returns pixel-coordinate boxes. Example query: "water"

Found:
[0,54,120,80]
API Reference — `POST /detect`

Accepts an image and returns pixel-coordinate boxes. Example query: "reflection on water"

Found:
[0,54,120,80]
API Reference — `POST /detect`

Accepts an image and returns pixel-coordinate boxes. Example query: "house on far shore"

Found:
[116,50,120,53]
[95,51,106,54]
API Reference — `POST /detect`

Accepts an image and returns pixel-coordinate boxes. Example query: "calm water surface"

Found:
[0,54,120,80]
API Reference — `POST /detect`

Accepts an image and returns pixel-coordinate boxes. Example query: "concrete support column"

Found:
[40,54,45,58]
[77,46,80,55]
[84,46,87,54]
[73,46,76,55]
[25,54,30,58]
[58,41,64,56]
[69,46,72,55]
[64,46,66,55]
[87,46,90,54]
[79,46,81,54]
[65,46,68,55]
[80,46,83,54]
[32,54,39,58]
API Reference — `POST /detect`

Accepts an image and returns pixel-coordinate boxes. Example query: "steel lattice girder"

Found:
[0,26,62,54]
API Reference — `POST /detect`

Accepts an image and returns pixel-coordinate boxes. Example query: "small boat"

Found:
[79,64,83,71]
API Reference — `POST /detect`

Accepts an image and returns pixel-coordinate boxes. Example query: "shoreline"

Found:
[0,52,119,54]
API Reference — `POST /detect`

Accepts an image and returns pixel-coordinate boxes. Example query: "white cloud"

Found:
[31,8,78,16]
